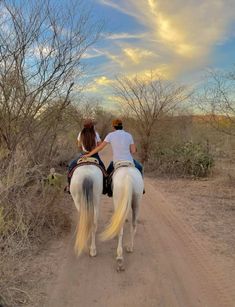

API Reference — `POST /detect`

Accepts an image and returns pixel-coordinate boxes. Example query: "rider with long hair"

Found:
[65,119,106,193]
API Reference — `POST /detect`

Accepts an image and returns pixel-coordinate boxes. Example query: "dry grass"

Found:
[0,150,71,306]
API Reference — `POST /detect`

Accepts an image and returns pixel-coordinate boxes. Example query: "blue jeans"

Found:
[107,160,143,176]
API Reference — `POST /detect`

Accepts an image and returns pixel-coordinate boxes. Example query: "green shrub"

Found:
[148,141,214,177]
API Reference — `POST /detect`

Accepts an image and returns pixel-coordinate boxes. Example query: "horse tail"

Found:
[100,173,132,241]
[74,177,94,256]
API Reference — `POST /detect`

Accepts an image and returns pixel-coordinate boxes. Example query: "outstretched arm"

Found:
[84,141,108,157]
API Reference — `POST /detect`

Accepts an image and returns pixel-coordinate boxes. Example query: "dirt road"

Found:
[47,149,235,307]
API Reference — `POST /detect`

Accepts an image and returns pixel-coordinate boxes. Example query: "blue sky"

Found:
[79,0,235,106]
[7,0,235,105]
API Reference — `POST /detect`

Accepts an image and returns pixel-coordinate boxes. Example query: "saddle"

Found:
[114,160,135,170]
[68,157,107,179]
[107,161,135,197]
[77,157,99,165]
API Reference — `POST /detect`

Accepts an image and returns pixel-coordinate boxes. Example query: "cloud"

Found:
[32,45,56,59]
[95,76,113,85]
[84,75,113,93]
[83,49,103,59]
[123,48,154,64]
[90,0,235,104]
[99,0,235,65]
[104,32,145,40]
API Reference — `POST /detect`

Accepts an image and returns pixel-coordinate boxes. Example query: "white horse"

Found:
[100,164,144,271]
[70,165,103,257]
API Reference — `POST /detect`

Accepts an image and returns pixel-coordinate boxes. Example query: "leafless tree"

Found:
[197,69,235,136]
[113,73,189,163]
[0,0,102,158]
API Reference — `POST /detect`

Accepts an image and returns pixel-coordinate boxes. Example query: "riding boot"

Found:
[102,177,107,195]
[107,178,113,197]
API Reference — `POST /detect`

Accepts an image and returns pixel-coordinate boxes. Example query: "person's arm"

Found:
[130,143,137,154]
[129,133,137,154]
[77,132,82,150]
[77,139,82,150]
[96,131,102,146]
[84,141,108,157]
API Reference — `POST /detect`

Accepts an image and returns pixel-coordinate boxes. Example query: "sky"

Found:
[80,0,235,106]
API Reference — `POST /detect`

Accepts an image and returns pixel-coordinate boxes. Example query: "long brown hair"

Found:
[80,123,96,152]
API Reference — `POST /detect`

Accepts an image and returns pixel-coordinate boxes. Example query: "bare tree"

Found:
[197,69,235,136]
[0,0,102,157]
[113,73,189,163]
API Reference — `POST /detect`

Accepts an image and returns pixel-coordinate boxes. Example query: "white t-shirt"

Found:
[104,130,134,162]
[77,131,101,153]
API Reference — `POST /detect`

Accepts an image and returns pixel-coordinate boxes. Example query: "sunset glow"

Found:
[82,0,235,104]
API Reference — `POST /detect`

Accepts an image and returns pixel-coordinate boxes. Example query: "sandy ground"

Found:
[38,148,235,307]
[154,177,235,261]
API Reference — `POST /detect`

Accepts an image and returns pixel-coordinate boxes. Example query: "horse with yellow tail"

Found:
[70,159,103,257]
[100,161,144,271]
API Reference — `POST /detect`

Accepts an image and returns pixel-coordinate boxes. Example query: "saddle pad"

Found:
[114,160,134,170]
[68,162,107,178]
[77,157,99,165]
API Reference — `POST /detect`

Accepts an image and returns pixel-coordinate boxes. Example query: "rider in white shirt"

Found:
[104,129,134,163]
[84,118,143,176]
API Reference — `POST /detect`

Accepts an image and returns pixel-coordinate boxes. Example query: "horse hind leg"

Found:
[116,226,125,271]
[90,208,98,257]
[89,223,97,257]
[126,196,140,253]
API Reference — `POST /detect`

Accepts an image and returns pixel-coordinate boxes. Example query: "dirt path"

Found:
[46,150,235,307]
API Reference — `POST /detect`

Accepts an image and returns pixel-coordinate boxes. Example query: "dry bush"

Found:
[196,69,235,136]
[0,150,71,306]
[0,1,104,304]
[146,141,214,178]
[0,149,71,246]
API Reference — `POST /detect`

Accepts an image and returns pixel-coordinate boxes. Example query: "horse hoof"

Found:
[126,246,133,253]
[116,259,125,272]
[89,249,97,257]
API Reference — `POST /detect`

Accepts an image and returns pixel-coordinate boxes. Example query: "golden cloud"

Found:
[100,0,235,62]
[84,76,113,93]
[94,76,113,85]
[123,48,153,64]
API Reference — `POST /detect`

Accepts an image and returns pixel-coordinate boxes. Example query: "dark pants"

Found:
[107,160,143,176]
